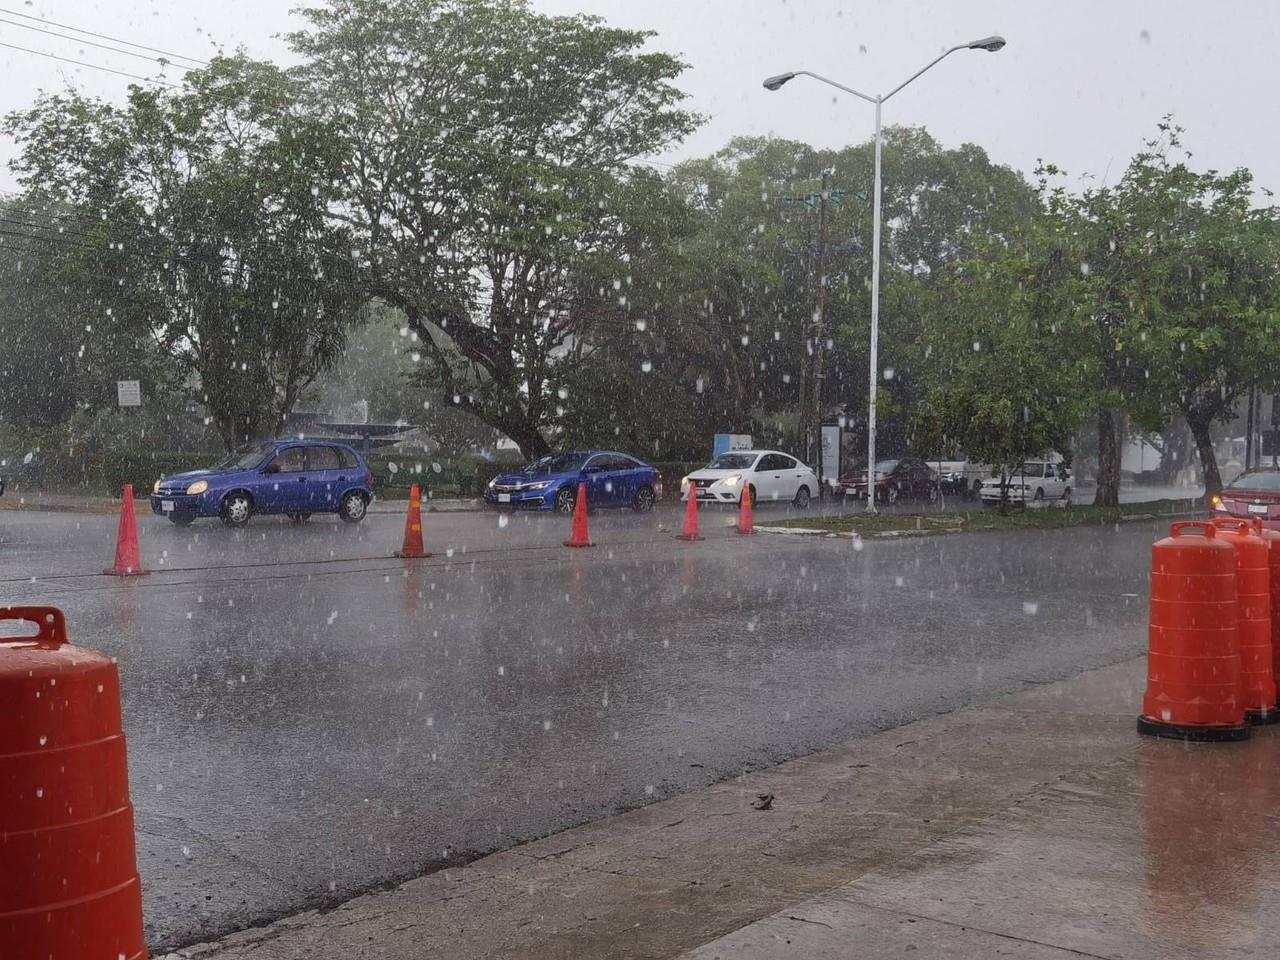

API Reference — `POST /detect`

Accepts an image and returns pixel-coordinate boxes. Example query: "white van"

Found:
[980,460,1072,505]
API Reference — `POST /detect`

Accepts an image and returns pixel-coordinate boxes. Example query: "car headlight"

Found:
[680,475,689,490]
[526,481,551,491]
[153,480,161,494]
[186,480,209,495]
[488,477,497,489]
[722,475,741,487]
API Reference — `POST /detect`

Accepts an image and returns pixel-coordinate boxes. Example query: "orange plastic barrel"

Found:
[0,606,147,959]
[1210,518,1278,724]
[1140,521,1249,741]
[1254,518,1280,712]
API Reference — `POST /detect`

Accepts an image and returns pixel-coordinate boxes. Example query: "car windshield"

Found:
[874,459,899,473]
[1019,462,1045,475]
[706,453,757,470]
[525,452,589,474]
[1228,472,1280,491]
[210,444,273,472]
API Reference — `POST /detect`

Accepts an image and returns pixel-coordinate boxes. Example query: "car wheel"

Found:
[1034,488,1045,502]
[220,492,252,528]
[555,487,576,514]
[631,485,656,513]
[1063,486,1073,506]
[338,492,367,523]
[793,485,811,509]
[168,513,195,527]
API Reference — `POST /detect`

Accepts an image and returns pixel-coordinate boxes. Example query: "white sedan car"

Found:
[682,449,818,509]
[980,460,1072,505]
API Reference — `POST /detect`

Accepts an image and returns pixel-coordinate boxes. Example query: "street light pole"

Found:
[867,96,882,516]
[764,35,1006,513]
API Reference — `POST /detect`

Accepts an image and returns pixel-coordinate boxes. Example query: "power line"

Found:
[0,6,207,66]
[0,15,195,70]
[0,39,179,87]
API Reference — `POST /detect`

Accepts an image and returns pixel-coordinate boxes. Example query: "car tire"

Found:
[555,486,576,514]
[220,492,253,528]
[631,485,656,513]
[1034,488,1045,502]
[168,513,195,527]
[793,485,811,509]
[338,492,367,523]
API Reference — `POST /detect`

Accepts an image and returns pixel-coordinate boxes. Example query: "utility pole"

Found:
[811,170,830,497]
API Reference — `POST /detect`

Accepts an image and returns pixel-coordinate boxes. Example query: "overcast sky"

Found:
[2,0,1278,195]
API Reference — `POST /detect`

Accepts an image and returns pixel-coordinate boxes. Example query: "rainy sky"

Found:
[1,0,1279,192]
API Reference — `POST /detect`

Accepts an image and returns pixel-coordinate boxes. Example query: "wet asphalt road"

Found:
[0,502,1157,950]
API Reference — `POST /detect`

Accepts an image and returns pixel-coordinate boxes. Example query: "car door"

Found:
[305,445,343,511]
[260,445,307,514]
[582,454,616,507]
[611,454,642,505]
[753,454,786,502]
[777,454,804,500]
[1046,463,1067,499]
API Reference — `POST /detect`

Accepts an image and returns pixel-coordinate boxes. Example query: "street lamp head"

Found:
[762,72,796,91]
[968,35,1007,52]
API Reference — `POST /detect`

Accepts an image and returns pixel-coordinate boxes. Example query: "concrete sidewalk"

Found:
[159,656,1280,960]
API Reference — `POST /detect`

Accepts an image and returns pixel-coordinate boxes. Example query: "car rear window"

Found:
[337,448,360,470]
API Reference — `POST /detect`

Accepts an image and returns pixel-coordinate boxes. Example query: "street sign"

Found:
[821,424,841,487]
[712,433,753,457]
[116,380,142,407]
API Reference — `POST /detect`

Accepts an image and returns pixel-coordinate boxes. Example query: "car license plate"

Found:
[498,493,511,503]
[161,500,175,512]
[1249,503,1268,515]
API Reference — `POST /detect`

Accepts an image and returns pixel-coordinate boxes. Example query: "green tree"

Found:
[289,0,699,458]
[912,247,1087,511]
[5,55,367,451]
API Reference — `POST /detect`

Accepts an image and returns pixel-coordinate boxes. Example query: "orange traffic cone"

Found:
[736,483,754,535]
[394,484,431,558]
[564,481,593,548]
[103,484,148,577]
[676,489,704,541]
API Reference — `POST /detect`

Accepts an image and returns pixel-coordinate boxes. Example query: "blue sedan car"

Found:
[151,440,374,527]
[484,450,662,513]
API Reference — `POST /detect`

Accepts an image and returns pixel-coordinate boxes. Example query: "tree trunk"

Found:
[1093,408,1121,507]
[1188,413,1222,495]
[502,418,550,462]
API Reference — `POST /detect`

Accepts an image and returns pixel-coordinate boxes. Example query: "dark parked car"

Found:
[837,457,939,505]
[484,450,662,513]
[150,440,374,527]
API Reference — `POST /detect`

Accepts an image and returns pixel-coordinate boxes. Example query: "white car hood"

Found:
[687,467,751,482]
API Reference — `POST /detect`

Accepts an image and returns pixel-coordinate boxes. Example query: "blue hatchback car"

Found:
[150,440,374,527]
[484,450,662,513]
